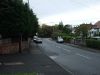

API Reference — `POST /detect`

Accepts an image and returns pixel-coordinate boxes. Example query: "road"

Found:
[38,38,100,75]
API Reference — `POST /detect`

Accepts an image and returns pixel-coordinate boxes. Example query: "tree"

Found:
[0,0,38,53]
[38,24,53,37]
[63,24,72,34]
[58,21,64,30]
[74,23,92,39]
[0,0,38,39]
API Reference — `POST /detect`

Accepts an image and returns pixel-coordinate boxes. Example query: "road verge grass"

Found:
[0,72,37,75]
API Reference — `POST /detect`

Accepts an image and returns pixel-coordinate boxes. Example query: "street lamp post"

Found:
[28,0,29,6]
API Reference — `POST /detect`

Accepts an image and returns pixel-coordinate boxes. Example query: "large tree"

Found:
[0,0,38,39]
[75,23,92,38]
[38,24,53,37]
[58,21,64,30]
[0,0,38,53]
[63,24,72,34]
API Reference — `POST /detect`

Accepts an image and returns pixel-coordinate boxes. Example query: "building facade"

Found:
[89,21,100,37]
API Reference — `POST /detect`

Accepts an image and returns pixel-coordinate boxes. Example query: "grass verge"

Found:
[0,72,37,75]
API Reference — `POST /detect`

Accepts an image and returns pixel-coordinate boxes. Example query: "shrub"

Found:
[86,39,100,49]
[63,36,72,43]
[51,31,67,40]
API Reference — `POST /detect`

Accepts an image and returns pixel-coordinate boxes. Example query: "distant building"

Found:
[89,21,100,37]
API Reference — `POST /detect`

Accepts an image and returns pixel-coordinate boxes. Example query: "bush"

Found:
[51,31,67,40]
[86,39,100,49]
[63,36,72,43]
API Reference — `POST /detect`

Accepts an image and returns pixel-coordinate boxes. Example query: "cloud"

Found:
[39,4,100,25]
[23,0,100,25]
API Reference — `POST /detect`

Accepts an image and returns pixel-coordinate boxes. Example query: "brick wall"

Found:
[0,41,28,54]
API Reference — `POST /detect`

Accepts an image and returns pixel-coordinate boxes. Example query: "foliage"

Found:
[86,39,100,49]
[74,23,92,38]
[63,24,72,34]
[51,30,62,40]
[38,22,73,41]
[51,30,72,42]
[58,22,72,35]
[38,24,53,37]
[0,0,38,38]
[50,22,72,41]
[58,21,64,30]
[62,36,72,43]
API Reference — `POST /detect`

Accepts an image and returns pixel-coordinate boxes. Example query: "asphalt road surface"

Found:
[37,38,100,75]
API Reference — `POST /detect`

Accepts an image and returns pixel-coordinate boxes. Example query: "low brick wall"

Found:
[22,41,29,51]
[0,41,28,54]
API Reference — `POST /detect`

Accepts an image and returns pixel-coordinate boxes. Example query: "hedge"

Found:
[63,36,72,43]
[86,39,100,49]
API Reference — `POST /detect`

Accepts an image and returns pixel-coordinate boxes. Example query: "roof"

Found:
[93,21,100,28]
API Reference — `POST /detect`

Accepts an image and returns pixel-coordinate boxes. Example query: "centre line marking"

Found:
[56,46,61,48]
[63,48,71,52]
[76,53,91,60]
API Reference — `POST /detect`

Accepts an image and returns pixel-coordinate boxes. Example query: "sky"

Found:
[23,0,100,26]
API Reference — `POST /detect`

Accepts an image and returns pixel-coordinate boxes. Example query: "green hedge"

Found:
[86,39,100,49]
[63,36,72,43]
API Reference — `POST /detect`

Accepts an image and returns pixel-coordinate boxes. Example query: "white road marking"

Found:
[56,45,71,52]
[49,56,57,59]
[64,45,68,47]
[76,53,91,60]
[4,62,24,66]
[56,46,61,48]
[63,48,71,52]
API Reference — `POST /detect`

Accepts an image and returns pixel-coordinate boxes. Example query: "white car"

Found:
[57,36,64,43]
[35,38,42,43]
[33,36,38,41]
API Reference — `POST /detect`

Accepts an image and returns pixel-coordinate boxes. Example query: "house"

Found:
[89,21,100,37]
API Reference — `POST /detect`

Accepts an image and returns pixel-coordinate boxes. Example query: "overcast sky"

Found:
[23,0,100,26]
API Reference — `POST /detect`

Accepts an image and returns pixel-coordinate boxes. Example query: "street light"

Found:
[28,0,29,6]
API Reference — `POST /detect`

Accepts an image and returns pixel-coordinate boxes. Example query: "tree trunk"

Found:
[19,34,22,53]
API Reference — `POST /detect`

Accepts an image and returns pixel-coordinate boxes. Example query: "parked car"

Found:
[34,38,42,43]
[57,36,64,43]
[33,36,38,42]
[92,36,100,40]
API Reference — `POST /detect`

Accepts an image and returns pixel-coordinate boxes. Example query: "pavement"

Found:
[0,41,71,75]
